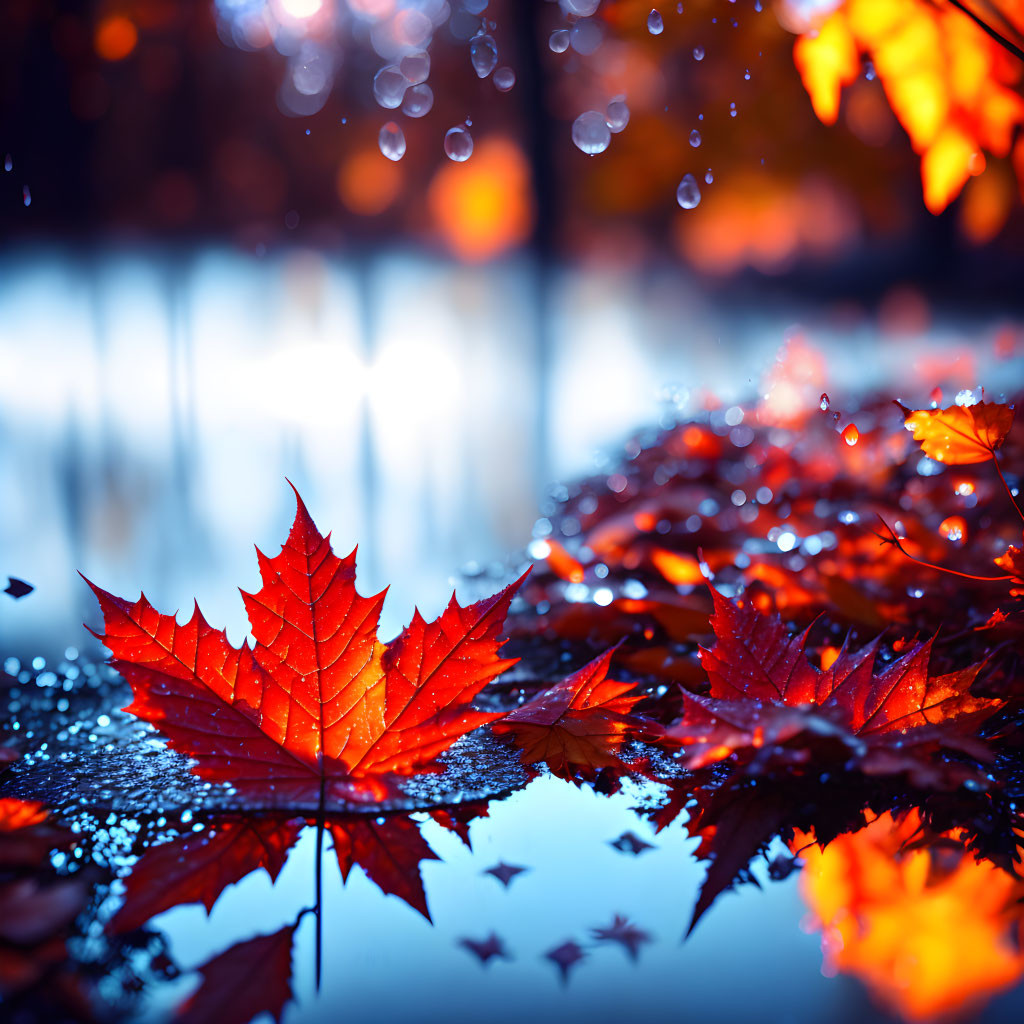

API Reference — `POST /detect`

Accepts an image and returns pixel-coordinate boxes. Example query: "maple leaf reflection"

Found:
[544,940,587,984]
[458,932,511,966]
[590,915,652,962]
[483,861,529,887]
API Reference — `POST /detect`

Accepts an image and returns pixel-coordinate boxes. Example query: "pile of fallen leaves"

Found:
[3,388,1024,1023]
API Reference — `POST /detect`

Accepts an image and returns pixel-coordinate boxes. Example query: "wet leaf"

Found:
[86,486,524,811]
[898,401,1014,464]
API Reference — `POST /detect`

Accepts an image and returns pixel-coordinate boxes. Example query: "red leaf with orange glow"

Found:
[491,648,648,780]
[86,487,523,811]
[664,588,1001,780]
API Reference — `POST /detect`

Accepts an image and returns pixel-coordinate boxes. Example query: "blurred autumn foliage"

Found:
[798,812,1024,1021]
[1,0,1023,283]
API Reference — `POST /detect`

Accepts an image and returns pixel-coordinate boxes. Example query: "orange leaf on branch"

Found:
[85,486,524,812]
[897,400,1014,464]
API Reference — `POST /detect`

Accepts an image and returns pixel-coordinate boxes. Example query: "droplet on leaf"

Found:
[842,424,859,446]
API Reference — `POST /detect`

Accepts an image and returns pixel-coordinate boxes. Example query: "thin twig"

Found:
[991,453,1024,524]
[873,515,1015,582]
[945,0,1024,62]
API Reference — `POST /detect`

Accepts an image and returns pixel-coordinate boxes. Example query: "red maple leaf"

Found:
[177,924,296,1024]
[491,648,648,780]
[664,588,1002,778]
[85,487,524,809]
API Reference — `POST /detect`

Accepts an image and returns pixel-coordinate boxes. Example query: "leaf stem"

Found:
[873,516,1015,582]
[991,453,1024,524]
[314,777,325,993]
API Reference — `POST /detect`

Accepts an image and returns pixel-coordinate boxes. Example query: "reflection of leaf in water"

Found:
[177,923,296,1024]
[110,817,303,933]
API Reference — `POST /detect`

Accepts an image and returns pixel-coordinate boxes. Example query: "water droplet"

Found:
[693,46,704,61]
[647,9,664,34]
[955,388,980,407]
[444,125,474,162]
[493,66,516,92]
[3,155,11,172]
[744,68,751,80]
[864,60,876,81]
[402,84,434,118]
[549,29,570,53]
[820,393,830,411]
[689,129,701,148]
[378,121,406,161]
[606,99,630,134]
[400,51,430,85]
[373,65,407,109]
[572,111,611,155]
[22,185,31,207]
[704,168,714,184]
[729,101,737,117]
[842,424,859,446]
[675,173,701,209]
[939,515,967,544]
[470,33,498,78]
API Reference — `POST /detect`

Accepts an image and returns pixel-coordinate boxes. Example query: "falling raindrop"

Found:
[549,29,570,53]
[842,424,859,446]
[689,129,701,148]
[820,393,830,412]
[3,155,11,172]
[676,174,700,209]
[378,122,406,162]
[470,34,498,78]
[402,84,434,118]
[693,46,704,60]
[22,185,31,207]
[373,65,407,109]
[444,125,474,162]
[493,66,516,92]
[400,51,430,85]
[729,101,737,117]
[572,111,611,155]
[606,99,630,133]
[647,9,664,34]
[704,168,714,184]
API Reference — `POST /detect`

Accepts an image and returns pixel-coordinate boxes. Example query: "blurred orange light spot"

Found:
[336,147,403,215]
[94,15,138,61]
[633,512,657,532]
[798,812,1024,1021]
[427,137,534,262]
[820,645,840,672]
[544,540,585,584]
[650,548,704,586]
